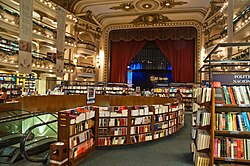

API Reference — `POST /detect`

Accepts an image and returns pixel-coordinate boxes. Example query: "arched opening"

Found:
[127,41,172,89]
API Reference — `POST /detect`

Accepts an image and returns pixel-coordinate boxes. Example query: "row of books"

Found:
[195,152,210,166]
[154,105,169,114]
[98,127,127,136]
[99,118,127,127]
[70,138,94,159]
[214,137,250,159]
[63,85,130,91]
[169,119,177,128]
[131,107,151,116]
[153,87,192,93]
[62,107,95,124]
[194,88,212,103]
[130,134,152,143]
[192,103,201,113]
[169,126,178,135]
[215,112,250,131]
[69,129,93,149]
[130,125,151,134]
[154,129,169,139]
[170,103,184,112]
[69,120,93,136]
[154,122,169,131]
[154,114,168,122]
[131,116,151,125]
[97,136,126,146]
[99,108,128,117]
[169,112,177,120]
[196,110,211,127]
[196,130,210,151]
[214,85,250,105]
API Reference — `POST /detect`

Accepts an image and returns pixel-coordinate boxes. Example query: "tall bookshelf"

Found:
[191,87,212,166]
[58,106,96,166]
[211,83,250,166]
[191,84,250,166]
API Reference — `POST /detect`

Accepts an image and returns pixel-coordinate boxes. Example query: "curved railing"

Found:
[19,120,57,163]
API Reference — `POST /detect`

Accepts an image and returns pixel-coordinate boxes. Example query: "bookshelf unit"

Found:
[153,84,193,112]
[130,106,153,144]
[58,106,96,166]
[212,83,250,166]
[191,84,250,166]
[191,87,212,166]
[62,82,134,95]
[0,73,22,98]
[96,106,129,146]
[56,96,185,164]
[197,42,250,166]
[95,103,185,146]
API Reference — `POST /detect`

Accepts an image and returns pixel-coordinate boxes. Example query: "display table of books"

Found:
[53,95,185,166]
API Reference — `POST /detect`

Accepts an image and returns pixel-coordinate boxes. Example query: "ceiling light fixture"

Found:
[110,3,135,11]
[160,0,188,9]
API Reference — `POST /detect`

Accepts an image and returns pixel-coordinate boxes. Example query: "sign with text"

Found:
[19,0,32,74]
[87,87,96,104]
[56,6,66,77]
[212,74,250,84]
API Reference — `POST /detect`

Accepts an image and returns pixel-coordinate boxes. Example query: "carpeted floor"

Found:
[79,112,193,166]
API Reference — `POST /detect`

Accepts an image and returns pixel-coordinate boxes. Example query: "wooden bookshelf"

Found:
[214,130,250,138]
[58,107,96,166]
[211,85,250,166]
[214,157,250,165]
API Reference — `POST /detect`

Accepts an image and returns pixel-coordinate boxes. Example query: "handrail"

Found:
[20,119,57,163]
[0,112,44,124]
[203,42,250,62]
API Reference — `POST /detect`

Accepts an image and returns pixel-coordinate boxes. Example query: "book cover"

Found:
[228,86,236,105]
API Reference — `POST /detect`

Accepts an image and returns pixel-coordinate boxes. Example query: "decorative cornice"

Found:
[102,20,203,82]
[97,8,207,24]
[130,13,171,25]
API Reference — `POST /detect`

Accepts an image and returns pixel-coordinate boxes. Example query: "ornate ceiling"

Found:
[52,0,215,26]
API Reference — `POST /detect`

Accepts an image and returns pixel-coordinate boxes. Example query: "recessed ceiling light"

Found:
[125,6,130,9]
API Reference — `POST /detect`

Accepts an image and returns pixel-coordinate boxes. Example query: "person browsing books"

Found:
[0,87,8,103]
[176,89,183,102]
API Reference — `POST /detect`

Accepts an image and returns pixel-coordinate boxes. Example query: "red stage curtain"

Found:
[155,39,194,82]
[110,40,148,82]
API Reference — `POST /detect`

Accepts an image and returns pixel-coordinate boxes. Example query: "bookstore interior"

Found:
[0,0,249,165]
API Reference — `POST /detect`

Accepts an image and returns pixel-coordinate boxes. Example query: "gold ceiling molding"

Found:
[110,3,135,11]
[160,0,188,9]
[102,21,203,82]
[130,13,171,25]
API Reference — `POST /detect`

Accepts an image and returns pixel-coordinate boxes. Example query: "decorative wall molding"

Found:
[103,20,203,82]
[130,13,171,25]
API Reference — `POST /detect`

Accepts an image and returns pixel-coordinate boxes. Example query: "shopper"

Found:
[144,89,151,97]
[0,87,8,103]
[176,89,183,102]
